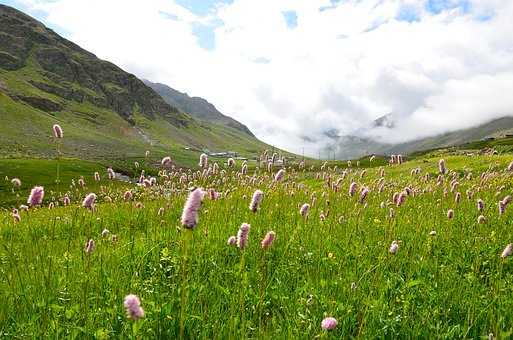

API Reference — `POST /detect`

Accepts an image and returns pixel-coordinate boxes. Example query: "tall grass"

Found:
[1,155,513,338]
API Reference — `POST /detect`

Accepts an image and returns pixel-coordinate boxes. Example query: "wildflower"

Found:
[227,236,237,246]
[389,240,399,254]
[27,186,44,206]
[52,124,63,138]
[396,192,406,207]
[11,178,21,187]
[508,161,513,171]
[143,179,152,188]
[438,159,447,174]
[94,172,100,181]
[63,195,70,206]
[199,153,208,168]
[181,188,204,229]
[429,230,436,236]
[161,156,172,167]
[227,158,235,167]
[359,187,369,203]
[447,209,454,219]
[158,207,165,216]
[300,203,310,217]
[145,150,150,157]
[499,201,506,215]
[124,294,144,320]
[236,223,250,249]
[124,190,133,201]
[321,317,337,330]
[274,169,286,182]
[107,167,115,180]
[12,209,20,223]
[477,199,484,212]
[478,215,486,224]
[348,182,357,197]
[84,239,95,255]
[261,231,276,249]
[82,193,97,210]
[101,229,110,237]
[501,243,513,259]
[249,190,264,212]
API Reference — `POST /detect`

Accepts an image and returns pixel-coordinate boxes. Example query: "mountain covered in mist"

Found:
[327,115,513,159]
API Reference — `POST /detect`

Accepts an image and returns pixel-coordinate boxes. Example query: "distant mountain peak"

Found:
[372,113,396,128]
[143,80,255,137]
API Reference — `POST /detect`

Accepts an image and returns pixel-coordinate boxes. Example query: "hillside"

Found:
[331,116,513,159]
[0,5,280,167]
[144,80,254,137]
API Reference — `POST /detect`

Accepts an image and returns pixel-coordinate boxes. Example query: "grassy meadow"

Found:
[2,152,513,338]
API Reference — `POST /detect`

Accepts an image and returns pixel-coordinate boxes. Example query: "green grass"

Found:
[0,158,132,208]
[2,153,513,338]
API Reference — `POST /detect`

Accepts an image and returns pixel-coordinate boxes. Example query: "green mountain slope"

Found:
[143,80,255,137]
[0,4,281,167]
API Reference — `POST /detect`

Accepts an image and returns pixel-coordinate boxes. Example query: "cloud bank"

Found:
[10,0,513,156]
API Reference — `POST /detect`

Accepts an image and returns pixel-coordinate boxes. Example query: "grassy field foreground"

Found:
[1,154,513,338]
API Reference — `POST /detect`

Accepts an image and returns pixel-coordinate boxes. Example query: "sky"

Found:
[2,0,513,156]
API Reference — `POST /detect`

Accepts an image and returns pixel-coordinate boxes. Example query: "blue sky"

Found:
[0,0,485,51]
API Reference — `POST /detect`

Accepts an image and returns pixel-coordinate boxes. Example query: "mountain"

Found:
[0,5,280,167]
[143,80,254,137]
[331,116,513,159]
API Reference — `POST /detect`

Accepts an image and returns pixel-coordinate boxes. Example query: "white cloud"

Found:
[14,0,513,156]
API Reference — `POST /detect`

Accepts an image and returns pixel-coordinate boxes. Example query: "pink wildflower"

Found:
[389,240,399,254]
[107,167,115,180]
[249,190,264,212]
[300,203,310,217]
[52,124,63,138]
[274,169,286,182]
[180,188,203,229]
[348,182,357,197]
[27,186,44,206]
[501,243,513,259]
[261,231,276,249]
[124,294,144,320]
[82,193,97,210]
[321,317,337,330]
[236,223,250,250]
[161,156,172,167]
[84,239,95,255]
[227,236,237,246]
[199,153,208,168]
[124,190,133,201]
[438,159,447,175]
